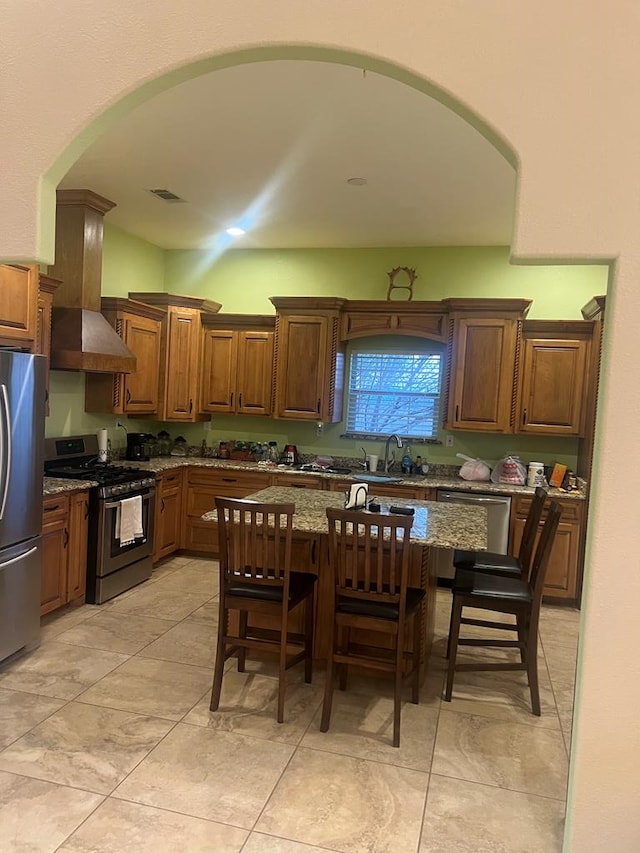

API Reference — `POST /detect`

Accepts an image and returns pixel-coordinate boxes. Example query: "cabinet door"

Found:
[41,498,69,616]
[448,318,517,432]
[164,307,199,420]
[154,471,183,561]
[67,492,89,603]
[122,313,162,414]
[0,264,38,346]
[274,315,328,419]
[237,331,273,415]
[516,338,589,435]
[200,330,238,413]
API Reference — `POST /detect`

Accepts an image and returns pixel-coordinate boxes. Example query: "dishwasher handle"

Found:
[437,492,511,506]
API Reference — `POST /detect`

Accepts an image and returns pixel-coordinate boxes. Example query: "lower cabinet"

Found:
[510,495,584,603]
[182,468,271,554]
[41,491,89,616]
[324,479,428,500]
[153,469,184,562]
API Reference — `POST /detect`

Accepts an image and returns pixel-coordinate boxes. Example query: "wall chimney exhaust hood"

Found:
[48,189,136,373]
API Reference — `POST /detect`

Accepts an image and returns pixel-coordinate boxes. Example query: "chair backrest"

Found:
[326,507,414,606]
[528,501,562,608]
[517,486,548,575]
[215,496,295,591]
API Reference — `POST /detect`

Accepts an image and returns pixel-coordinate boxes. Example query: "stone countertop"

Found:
[117,457,586,501]
[202,485,488,550]
[43,477,97,497]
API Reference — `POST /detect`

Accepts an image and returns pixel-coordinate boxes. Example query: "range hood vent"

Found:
[48,190,136,374]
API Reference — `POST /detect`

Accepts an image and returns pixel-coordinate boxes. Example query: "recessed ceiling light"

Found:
[346,177,367,186]
[225,226,246,237]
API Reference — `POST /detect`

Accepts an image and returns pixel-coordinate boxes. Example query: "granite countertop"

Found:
[43,477,98,496]
[116,456,586,501]
[202,485,488,550]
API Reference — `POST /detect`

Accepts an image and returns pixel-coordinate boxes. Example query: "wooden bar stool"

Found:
[321,507,424,748]
[445,501,562,716]
[210,497,317,723]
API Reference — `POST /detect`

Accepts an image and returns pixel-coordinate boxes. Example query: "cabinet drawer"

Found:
[272,473,323,489]
[187,468,269,490]
[42,495,70,524]
[512,495,583,523]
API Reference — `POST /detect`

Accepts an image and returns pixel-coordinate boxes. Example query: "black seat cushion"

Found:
[453,548,523,577]
[227,571,316,603]
[454,569,532,603]
[337,586,425,620]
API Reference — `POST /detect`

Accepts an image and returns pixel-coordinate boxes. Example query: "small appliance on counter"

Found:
[280,444,299,465]
[126,432,155,461]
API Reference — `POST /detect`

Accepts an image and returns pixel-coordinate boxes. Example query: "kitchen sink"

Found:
[353,472,403,484]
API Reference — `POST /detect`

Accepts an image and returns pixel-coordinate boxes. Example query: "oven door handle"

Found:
[103,491,154,511]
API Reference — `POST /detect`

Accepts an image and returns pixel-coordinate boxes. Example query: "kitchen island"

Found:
[202,485,487,666]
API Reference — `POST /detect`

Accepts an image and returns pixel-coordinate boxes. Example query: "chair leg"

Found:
[444,596,463,702]
[304,593,314,684]
[446,589,456,659]
[516,612,527,664]
[277,611,288,724]
[237,610,248,672]
[339,626,349,691]
[411,609,422,705]
[210,607,228,712]
[320,622,337,733]
[525,619,541,716]
[393,633,403,748]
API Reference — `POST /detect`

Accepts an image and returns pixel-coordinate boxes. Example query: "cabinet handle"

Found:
[230,392,234,408]
[165,475,176,483]
[84,500,89,520]
[44,503,61,513]
[317,399,321,414]
[238,393,242,408]
[189,398,193,413]
[161,498,165,513]
[126,389,131,404]
[455,404,459,422]
[222,477,237,483]
[522,408,527,425]
[63,527,69,547]
[311,540,317,565]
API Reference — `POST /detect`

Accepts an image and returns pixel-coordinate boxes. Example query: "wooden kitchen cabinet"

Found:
[85,298,164,415]
[271,297,346,423]
[200,317,275,416]
[183,468,271,554]
[128,293,220,422]
[153,469,184,562]
[41,490,90,616]
[0,263,38,348]
[515,321,593,436]
[510,495,584,603]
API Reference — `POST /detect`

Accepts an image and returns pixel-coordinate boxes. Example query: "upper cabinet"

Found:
[514,321,593,436]
[37,273,61,416]
[444,300,531,433]
[85,298,164,415]
[0,263,38,348]
[270,297,346,422]
[128,292,220,422]
[200,315,275,416]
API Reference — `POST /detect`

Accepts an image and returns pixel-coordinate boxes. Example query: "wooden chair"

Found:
[321,507,424,748]
[444,501,562,715]
[210,497,317,723]
[453,486,548,581]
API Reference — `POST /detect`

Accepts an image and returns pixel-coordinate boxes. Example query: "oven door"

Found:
[96,487,156,578]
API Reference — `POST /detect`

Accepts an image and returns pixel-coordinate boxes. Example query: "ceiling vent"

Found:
[148,188,186,203]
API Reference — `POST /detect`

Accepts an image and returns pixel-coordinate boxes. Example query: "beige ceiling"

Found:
[60,60,516,251]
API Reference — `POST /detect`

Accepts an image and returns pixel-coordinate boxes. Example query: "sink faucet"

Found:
[383,434,403,472]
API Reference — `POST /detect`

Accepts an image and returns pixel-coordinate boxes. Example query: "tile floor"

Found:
[0,555,579,852]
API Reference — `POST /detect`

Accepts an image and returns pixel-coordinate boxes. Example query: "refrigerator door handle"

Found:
[0,384,11,521]
[0,544,37,570]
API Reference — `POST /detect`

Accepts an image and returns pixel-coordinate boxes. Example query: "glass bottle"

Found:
[267,441,279,463]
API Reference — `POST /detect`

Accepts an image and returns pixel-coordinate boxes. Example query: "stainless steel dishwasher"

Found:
[434,490,512,579]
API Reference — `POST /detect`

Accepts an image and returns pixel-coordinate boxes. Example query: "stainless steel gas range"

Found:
[44,434,156,604]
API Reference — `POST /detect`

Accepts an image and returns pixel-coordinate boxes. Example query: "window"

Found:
[346,346,443,439]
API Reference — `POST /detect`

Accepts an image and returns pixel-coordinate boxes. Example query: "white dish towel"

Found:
[116,495,143,546]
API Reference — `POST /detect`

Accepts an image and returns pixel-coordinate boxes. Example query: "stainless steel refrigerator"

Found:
[0,350,46,664]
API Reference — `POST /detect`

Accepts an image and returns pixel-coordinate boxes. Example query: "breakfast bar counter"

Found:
[202,486,487,665]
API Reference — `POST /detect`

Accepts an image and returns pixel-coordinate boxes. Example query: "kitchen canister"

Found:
[527,461,545,487]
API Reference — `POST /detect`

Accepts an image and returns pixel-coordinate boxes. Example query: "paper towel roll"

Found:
[97,428,108,462]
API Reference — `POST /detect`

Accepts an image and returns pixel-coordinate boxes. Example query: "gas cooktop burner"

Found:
[46,464,149,486]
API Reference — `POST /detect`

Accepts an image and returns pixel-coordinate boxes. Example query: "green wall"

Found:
[47,225,609,473]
